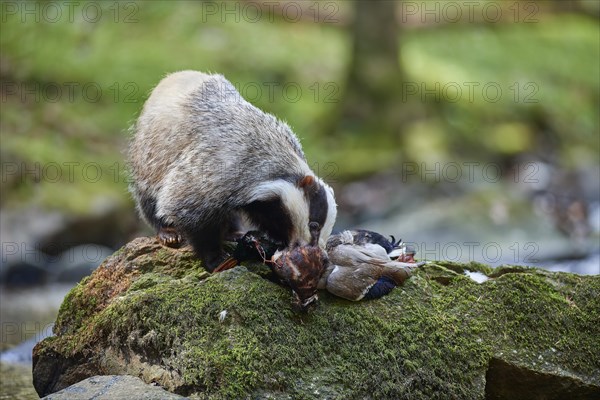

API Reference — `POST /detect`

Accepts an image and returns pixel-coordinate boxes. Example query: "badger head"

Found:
[246,173,337,250]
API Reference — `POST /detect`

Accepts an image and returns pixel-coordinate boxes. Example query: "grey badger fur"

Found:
[128,71,337,271]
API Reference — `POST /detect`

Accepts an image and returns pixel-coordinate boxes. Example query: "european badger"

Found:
[128,71,337,271]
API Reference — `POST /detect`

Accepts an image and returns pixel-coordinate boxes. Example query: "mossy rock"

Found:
[33,237,600,399]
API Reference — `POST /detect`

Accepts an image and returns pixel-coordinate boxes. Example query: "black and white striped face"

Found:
[247,175,337,249]
[294,175,337,248]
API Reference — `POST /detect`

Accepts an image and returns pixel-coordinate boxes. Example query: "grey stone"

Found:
[41,375,186,400]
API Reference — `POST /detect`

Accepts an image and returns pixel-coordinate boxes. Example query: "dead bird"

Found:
[217,223,328,311]
[213,231,283,273]
[327,228,417,263]
[218,228,419,306]
[271,222,329,311]
[320,230,421,301]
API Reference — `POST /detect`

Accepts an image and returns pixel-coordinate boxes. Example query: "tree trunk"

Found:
[331,1,413,141]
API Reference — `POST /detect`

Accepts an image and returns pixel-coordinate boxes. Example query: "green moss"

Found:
[54,277,92,335]
[435,260,493,275]
[39,241,600,399]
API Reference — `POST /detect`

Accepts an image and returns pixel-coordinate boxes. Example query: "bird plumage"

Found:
[217,228,419,305]
[271,222,328,311]
[321,230,418,301]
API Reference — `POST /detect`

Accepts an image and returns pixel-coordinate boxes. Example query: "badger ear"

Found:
[297,175,315,188]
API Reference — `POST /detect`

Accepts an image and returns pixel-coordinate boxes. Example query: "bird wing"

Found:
[329,244,388,266]
[381,262,415,285]
[326,263,379,301]
[362,243,390,258]
[331,244,417,268]
[325,244,419,300]
[317,263,335,290]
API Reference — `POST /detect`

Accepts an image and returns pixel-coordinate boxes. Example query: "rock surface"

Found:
[40,375,185,399]
[33,237,600,399]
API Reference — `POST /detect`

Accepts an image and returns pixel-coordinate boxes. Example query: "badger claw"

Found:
[158,227,184,248]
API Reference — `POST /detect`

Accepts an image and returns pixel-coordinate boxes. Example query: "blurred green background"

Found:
[1,0,599,263]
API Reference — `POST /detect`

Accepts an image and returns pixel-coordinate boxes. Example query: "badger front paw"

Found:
[158,227,184,248]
